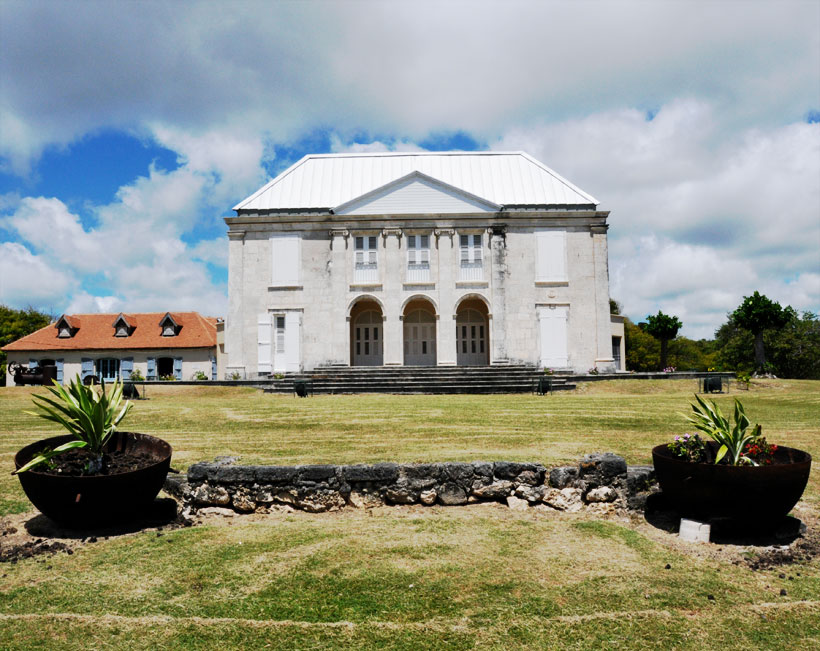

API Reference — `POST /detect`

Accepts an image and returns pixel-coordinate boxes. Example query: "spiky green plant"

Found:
[13,375,132,474]
[684,394,762,465]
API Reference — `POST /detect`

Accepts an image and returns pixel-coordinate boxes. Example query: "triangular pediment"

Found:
[334,171,501,216]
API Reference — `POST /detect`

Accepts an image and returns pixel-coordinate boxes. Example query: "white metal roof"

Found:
[233,151,598,212]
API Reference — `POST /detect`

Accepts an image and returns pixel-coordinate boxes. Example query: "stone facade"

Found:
[225,153,619,376]
[166,453,658,517]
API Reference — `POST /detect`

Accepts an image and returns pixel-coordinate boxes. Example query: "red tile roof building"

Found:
[3,312,221,384]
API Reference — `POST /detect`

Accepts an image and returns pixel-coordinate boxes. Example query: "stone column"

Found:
[330,229,349,365]
[226,230,246,377]
[591,224,616,372]
[435,228,457,365]
[382,228,403,365]
[489,224,508,364]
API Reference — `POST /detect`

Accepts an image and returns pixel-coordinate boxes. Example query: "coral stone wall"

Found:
[165,453,656,516]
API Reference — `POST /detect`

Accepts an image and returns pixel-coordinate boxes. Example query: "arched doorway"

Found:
[403,298,436,366]
[456,298,489,366]
[350,299,384,366]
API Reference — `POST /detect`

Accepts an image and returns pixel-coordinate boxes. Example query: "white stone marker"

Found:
[679,518,711,543]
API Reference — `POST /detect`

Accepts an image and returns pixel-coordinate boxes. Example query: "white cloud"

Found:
[189,238,228,267]
[0,242,76,308]
[496,104,820,337]
[2,1,817,173]
[2,169,229,316]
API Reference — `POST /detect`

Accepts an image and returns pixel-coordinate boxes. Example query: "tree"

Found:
[640,311,682,370]
[766,310,820,379]
[609,298,622,315]
[0,305,54,385]
[731,292,791,371]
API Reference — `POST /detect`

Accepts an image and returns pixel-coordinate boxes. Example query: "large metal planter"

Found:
[652,442,811,527]
[15,432,172,528]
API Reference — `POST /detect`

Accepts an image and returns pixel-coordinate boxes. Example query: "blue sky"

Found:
[1,0,818,339]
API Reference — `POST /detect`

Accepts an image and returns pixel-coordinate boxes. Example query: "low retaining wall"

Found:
[165,453,657,517]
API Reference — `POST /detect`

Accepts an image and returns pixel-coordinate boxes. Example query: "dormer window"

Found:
[112,314,132,338]
[159,313,180,337]
[55,315,76,338]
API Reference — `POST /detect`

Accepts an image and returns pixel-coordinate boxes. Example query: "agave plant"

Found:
[684,394,762,465]
[14,376,133,474]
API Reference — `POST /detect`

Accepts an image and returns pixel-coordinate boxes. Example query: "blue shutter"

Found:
[56,359,64,384]
[210,355,217,381]
[29,359,37,369]
[121,357,134,380]
[81,358,94,380]
[146,357,156,379]
[173,357,182,380]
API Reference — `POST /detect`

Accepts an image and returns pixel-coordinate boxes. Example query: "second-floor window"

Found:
[459,233,483,280]
[355,235,378,283]
[406,234,430,282]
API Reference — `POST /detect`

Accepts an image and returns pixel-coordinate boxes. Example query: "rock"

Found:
[626,466,656,494]
[197,507,236,518]
[295,492,346,513]
[516,470,542,486]
[403,463,442,480]
[471,461,493,477]
[348,491,383,509]
[213,465,256,483]
[385,483,418,504]
[187,462,215,482]
[342,463,399,483]
[441,463,474,484]
[579,453,627,482]
[543,488,583,512]
[298,465,337,482]
[256,466,298,483]
[272,490,298,506]
[419,489,437,505]
[438,483,468,506]
[585,486,618,503]
[494,461,542,480]
[549,466,578,488]
[191,483,231,506]
[506,495,529,511]
[585,502,617,516]
[255,487,275,504]
[163,475,191,500]
[232,488,257,512]
[515,485,546,503]
[471,479,514,500]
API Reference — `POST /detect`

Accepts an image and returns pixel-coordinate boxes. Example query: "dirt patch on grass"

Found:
[635,497,819,570]
[0,498,185,563]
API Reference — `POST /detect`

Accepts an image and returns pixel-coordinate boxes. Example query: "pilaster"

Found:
[435,228,457,365]
[591,224,616,371]
[382,228,403,365]
[226,230,246,377]
[489,224,508,363]
[330,229,349,365]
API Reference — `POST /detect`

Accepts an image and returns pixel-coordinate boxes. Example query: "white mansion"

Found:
[225,151,623,376]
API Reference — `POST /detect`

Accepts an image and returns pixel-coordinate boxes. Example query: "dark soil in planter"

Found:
[35,448,159,476]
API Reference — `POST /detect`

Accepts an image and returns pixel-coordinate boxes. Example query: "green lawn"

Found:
[1,379,819,649]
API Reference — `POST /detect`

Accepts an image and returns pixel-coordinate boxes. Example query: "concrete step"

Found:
[260,365,573,394]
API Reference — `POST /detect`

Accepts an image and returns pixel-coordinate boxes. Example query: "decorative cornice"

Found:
[227,230,246,241]
[381,227,403,240]
[329,228,350,238]
[433,228,455,239]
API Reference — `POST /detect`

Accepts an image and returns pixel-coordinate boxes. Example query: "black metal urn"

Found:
[15,431,172,528]
[652,442,811,527]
